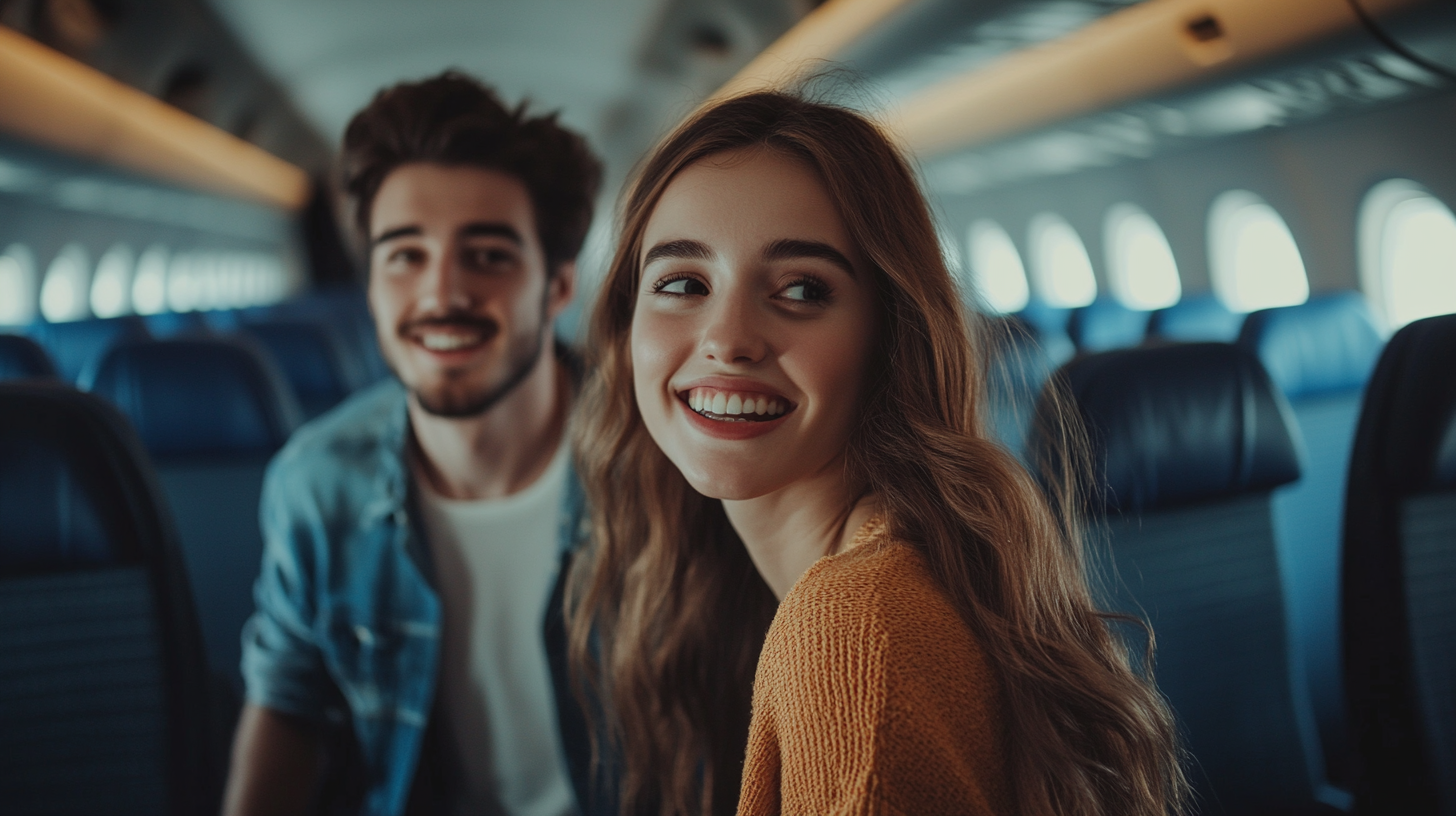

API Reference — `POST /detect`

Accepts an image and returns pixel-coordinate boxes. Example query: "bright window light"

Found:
[1104,203,1181,311]
[90,244,135,319]
[0,244,38,325]
[967,220,1030,314]
[1029,213,1097,308]
[132,244,170,315]
[1208,190,1309,313]
[1359,179,1456,329]
[39,243,92,322]
[167,252,198,312]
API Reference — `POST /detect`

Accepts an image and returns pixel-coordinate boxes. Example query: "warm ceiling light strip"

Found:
[887,0,1428,158]
[0,25,309,209]
[711,0,917,101]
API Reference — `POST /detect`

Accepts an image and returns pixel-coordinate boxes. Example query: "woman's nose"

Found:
[699,292,767,364]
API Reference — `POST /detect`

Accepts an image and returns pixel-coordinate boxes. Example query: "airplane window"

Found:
[90,244,136,319]
[1104,203,1181,311]
[0,243,38,326]
[1208,190,1309,313]
[967,219,1030,314]
[1028,212,1097,308]
[132,244,170,315]
[39,243,92,323]
[1359,179,1456,329]
[167,251,198,312]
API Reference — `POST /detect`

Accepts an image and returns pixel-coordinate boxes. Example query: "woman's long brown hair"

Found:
[567,90,1188,816]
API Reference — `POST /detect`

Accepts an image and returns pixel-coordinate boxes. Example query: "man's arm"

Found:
[221,704,323,816]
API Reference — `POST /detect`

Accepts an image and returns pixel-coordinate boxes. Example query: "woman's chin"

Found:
[680,469,782,503]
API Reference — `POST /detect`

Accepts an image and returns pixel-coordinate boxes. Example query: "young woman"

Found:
[568,91,1186,816]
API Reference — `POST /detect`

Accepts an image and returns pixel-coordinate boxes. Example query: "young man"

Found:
[222,72,605,816]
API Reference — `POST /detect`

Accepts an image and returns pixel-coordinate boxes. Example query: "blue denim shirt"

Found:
[241,379,597,816]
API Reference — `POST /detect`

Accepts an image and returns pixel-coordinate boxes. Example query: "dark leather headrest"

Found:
[1351,313,1456,494]
[0,333,57,380]
[1238,292,1384,399]
[0,382,173,572]
[1067,298,1150,352]
[82,338,302,459]
[1147,294,1242,342]
[1044,342,1300,513]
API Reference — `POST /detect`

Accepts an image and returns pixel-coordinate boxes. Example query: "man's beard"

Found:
[396,300,550,419]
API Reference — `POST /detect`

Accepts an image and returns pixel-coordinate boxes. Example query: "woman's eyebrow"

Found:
[643,239,713,266]
[762,238,855,278]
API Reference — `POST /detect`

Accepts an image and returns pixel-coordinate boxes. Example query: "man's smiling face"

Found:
[367,162,570,417]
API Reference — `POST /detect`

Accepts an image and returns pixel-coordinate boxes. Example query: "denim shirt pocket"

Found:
[323,609,438,729]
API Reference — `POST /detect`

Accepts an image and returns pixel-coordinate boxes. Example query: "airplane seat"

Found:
[1147,293,1243,342]
[82,338,302,697]
[0,333,58,380]
[1342,312,1456,816]
[144,311,212,339]
[1237,291,1384,796]
[27,315,149,383]
[243,319,365,419]
[984,316,1063,463]
[1034,343,1343,815]
[0,381,211,815]
[263,289,391,385]
[1066,296,1151,352]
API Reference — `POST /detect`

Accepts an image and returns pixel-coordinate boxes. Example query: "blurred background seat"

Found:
[27,315,149,383]
[1238,290,1385,795]
[984,315,1064,463]
[1146,294,1244,343]
[1035,342,1342,814]
[242,319,363,420]
[0,334,57,381]
[1342,312,1456,816]
[83,338,302,700]
[1066,296,1150,353]
[0,382,212,815]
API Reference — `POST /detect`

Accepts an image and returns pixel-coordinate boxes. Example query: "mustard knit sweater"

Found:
[737,519,1011,816]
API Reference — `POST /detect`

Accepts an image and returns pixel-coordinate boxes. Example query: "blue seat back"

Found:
[28,315,149,382]
[1148,293,1243,342]
[1238,291,1385,796]
[985,317,1063,463]
[0,382,210,814]
[0,333,57,380]
[1343,313,1456,816]
[1067,297,1150,352]
[82,339,300,691]
[1037,343,1325,814]
[245,320,363,420]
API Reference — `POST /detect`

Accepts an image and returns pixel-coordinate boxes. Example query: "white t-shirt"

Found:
[416,441,576,816]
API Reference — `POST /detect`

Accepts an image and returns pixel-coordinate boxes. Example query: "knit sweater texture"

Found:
[737,518,1010,816]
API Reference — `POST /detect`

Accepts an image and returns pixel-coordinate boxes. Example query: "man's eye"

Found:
[389,248,425,265]
[654,276,709,296]
[467,248,516,267]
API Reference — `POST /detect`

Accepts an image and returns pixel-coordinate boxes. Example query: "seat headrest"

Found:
[0,382,173,572]
[1043,342,1300,513]
[83,338,302,459]
[1067,298,1150,352]
[29,316,149,382]
[1353,313,1456,494]
[1147,294,1242,342]
[1238,292,1384,399]
[0,334,57,380]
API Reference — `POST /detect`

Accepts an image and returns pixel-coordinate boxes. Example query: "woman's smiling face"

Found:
[630,147,878,500]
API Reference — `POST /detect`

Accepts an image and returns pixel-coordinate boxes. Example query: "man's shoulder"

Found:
[264,379,408,517]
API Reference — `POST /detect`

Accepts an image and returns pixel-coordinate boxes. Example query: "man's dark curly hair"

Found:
[342,70,603,272]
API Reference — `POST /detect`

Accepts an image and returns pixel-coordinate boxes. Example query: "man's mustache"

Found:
[397,312,500,340]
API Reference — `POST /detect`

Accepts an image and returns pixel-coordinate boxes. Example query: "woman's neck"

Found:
[722,463,876,601]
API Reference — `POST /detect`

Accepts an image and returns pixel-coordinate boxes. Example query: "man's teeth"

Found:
[419,333,480,351]
[686,387,786,417]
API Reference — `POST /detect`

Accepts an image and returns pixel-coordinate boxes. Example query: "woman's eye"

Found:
[780,278,831,303]
[655,276,709,296]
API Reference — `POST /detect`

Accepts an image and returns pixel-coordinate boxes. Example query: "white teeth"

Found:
[420,333,479,351]
[684,387,791,420]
